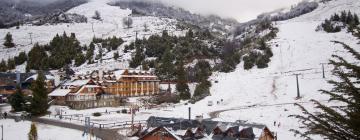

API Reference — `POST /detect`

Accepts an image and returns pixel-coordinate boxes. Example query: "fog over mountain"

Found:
[158,0,304,22]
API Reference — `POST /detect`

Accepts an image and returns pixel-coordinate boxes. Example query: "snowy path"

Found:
[208,99,328,119]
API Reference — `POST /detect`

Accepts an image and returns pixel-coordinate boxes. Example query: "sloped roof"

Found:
[63,79,90,86]
[49,88,71,97]
[25,74,55,82]
[139,126,182,140]
[113,69,126,79]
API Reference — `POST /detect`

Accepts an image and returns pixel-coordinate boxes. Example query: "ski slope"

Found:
[108,0,359,139]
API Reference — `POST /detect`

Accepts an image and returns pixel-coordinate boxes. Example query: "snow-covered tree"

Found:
[122,16,133,29]
[92,10,101,20]
[3,32,15,48]
[290,42,360,139]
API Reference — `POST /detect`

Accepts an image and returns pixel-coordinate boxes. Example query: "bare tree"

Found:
[122,16,133,29]
[143,23,149,32]
[92,10,101,20]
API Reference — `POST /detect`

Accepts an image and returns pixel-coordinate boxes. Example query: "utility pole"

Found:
[320,63,326,78]
[28,32,33,44]
[91,23,94,33]
[188,107,191,120]
[1,124,3,140]
[131,105,134,131]
[295,74,301,98]
[135,31,138,43]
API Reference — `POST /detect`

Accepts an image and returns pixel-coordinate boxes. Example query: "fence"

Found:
[47,113,147,129]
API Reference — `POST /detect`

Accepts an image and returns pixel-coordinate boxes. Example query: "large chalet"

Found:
[49,69,161,109]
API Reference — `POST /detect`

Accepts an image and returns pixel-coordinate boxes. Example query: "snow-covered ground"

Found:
[44,0,360,139]
[0,119,96,140]
[1,0,360,139]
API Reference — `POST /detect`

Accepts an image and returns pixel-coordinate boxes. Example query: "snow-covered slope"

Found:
[77,0,358,139]
[0,0,183,73]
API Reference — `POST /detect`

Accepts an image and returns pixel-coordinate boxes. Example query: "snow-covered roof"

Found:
[113,69,126,79]
[25,74,55,82]
[163,127,182,140]
[49,89,71,97]
[63,79,90,86]
[173,129,189,136]
[83,85,100,88]
[121,75,157,78]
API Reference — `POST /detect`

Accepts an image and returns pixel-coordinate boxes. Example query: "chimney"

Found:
[196,115,203,123]
[99,69,103,81]
[188,107,191,120]
[54,73,61,87]
[16,71,21,88]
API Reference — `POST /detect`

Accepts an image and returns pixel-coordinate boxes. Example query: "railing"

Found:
[47,113,147,129]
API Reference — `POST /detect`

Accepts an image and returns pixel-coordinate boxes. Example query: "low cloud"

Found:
[159,0,303,22]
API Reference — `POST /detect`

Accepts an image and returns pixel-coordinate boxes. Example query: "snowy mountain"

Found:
[0,0,87,28]
[0,0,360,139]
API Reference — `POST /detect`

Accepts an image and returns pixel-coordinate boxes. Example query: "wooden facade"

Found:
[103,69,160,97]
[140,127,181,140]
[259,127,275,140]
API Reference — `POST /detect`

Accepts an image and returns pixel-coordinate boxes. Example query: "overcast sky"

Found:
[160,0,304,22]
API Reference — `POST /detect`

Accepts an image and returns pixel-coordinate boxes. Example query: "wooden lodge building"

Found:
[102,69,160,97]
[49,69,161,109]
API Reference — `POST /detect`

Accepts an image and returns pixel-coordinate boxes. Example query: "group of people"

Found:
[274,121,281,127]
[0,111,8,119]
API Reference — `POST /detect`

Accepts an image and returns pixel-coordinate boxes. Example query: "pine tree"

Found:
[194,60,211,82]
[3,32,15,48]
[15,51,27,65]
[9,86,25,112]
[7,58,15,70]
[340,11,347,22]
[129,43,144,68]
[74,53,86,67]
[113,52,119,60]
[346,11,354,24]
[30,71,49,116]
[186,29,194,38]
[193,81,211,98]
[28,123,38,140]
[0,59,7,72]
[176,60,190,100]
[290,41,360,139]
[156,48,175,80]
[86,43,95,63]
[354,13,359,26]
[27,43,48,70]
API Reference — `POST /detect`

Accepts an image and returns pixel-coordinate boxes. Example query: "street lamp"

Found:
[1,124,3,140]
